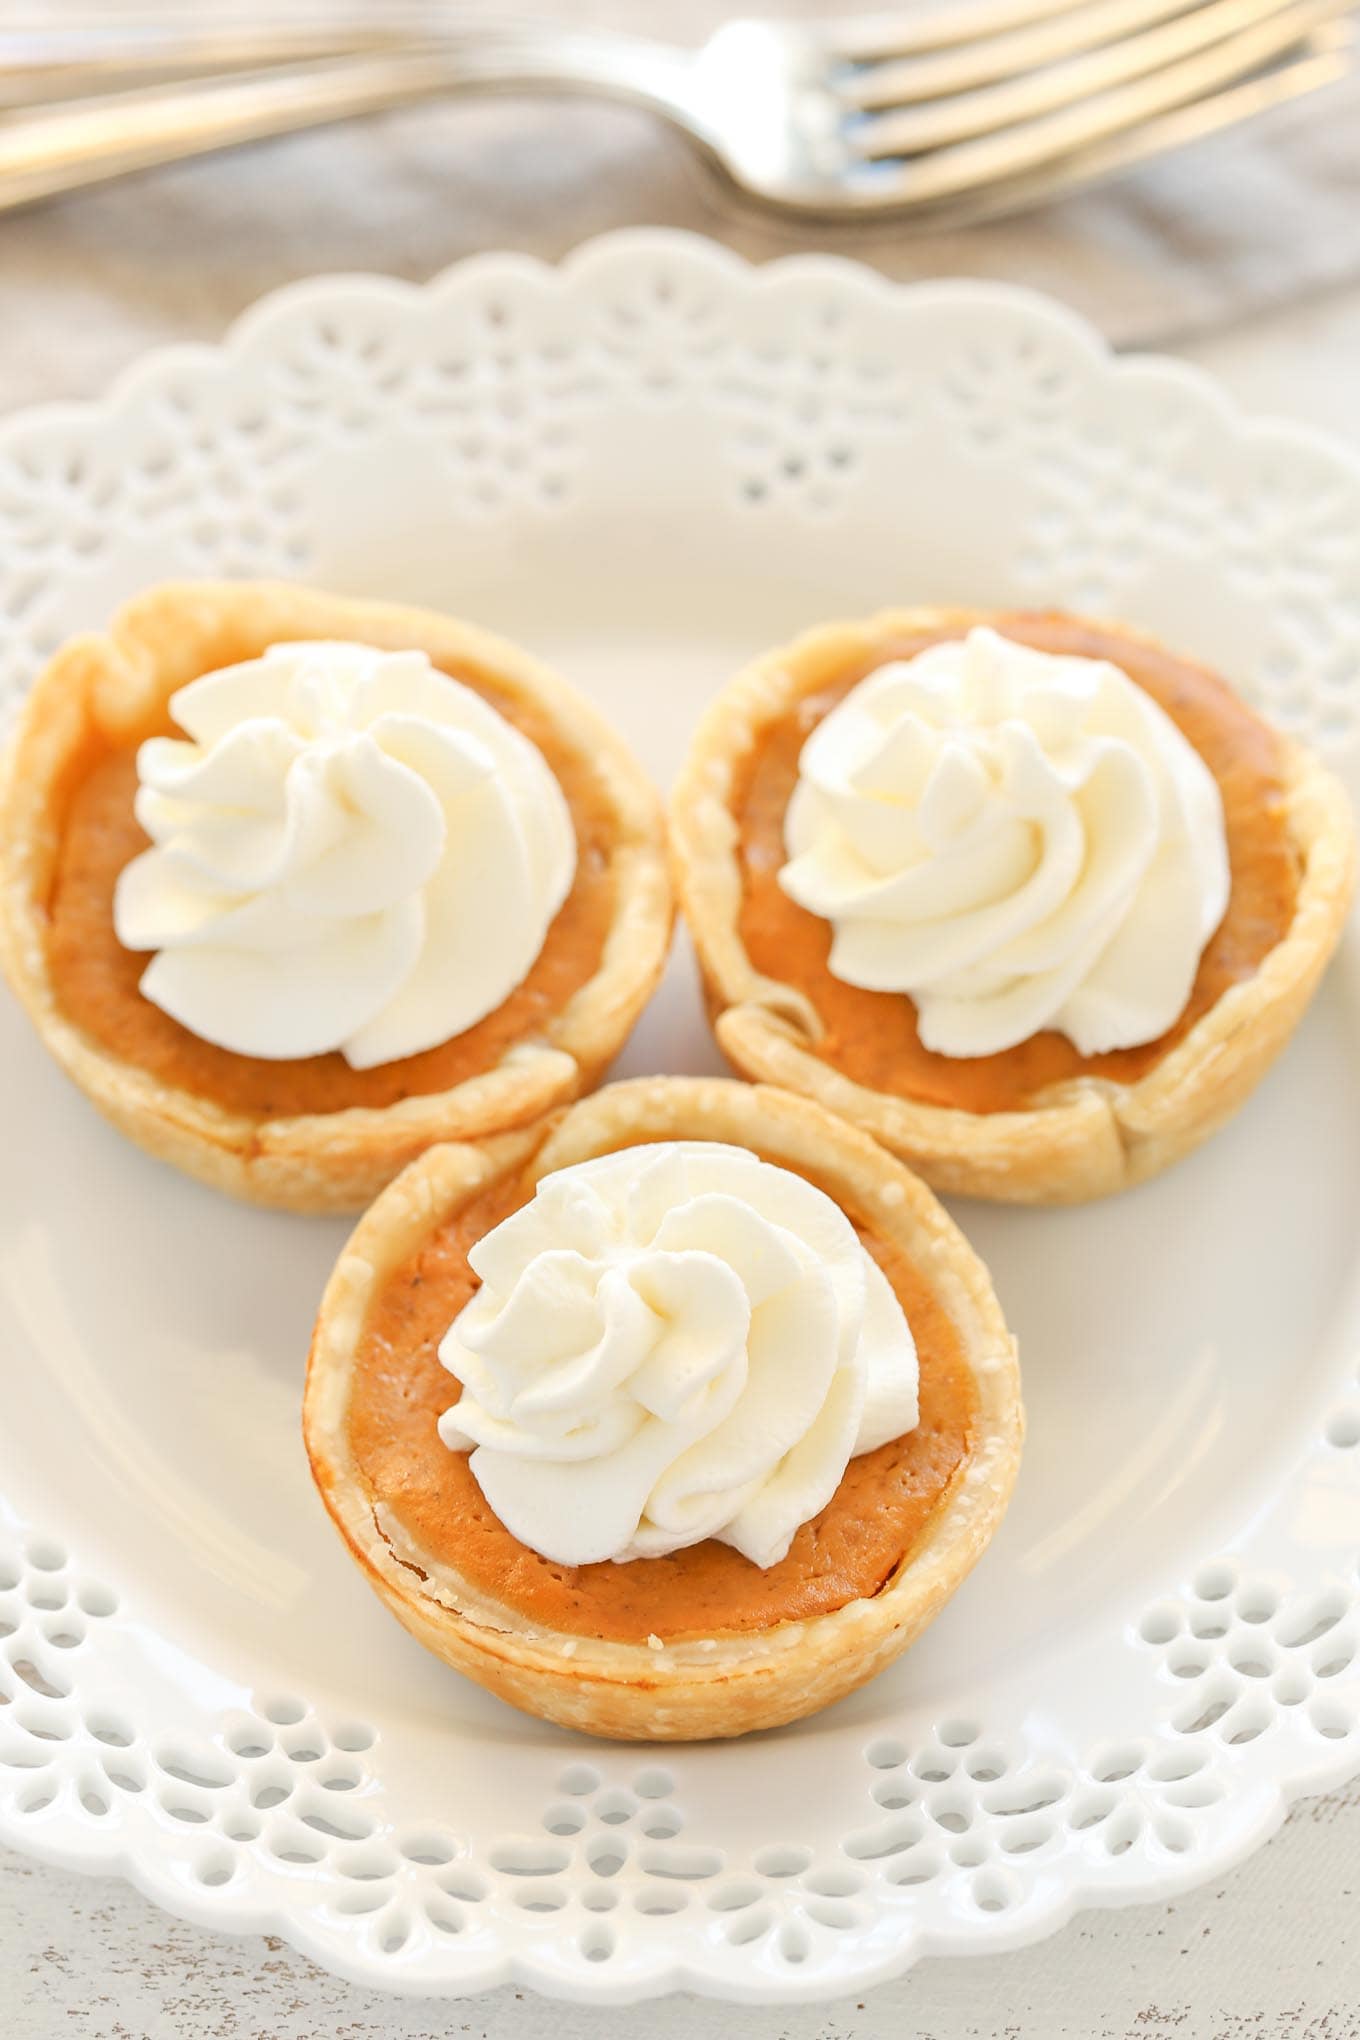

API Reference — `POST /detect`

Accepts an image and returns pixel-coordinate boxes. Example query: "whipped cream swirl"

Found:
[113,641,575,1067]
[779,626,1231,1059]
[437,1142,919,1570]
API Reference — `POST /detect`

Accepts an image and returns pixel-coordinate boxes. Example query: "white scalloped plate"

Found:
[2,231,1360,2006]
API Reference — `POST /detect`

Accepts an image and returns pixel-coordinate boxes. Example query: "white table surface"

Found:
[4,26,1360,2034]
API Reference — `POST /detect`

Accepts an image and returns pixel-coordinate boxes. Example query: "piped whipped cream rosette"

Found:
[113,640,576,1067]
[437,1141,920,1569]
[778,626,1232,1059]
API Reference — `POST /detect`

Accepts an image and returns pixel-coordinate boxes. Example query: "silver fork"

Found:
[0,1,1353,223]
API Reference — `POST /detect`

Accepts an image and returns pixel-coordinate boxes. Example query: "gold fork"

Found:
[0,2,1352,223]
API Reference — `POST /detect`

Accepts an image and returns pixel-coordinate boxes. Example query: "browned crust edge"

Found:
[302,1076,1024,1741]
[669,607,1356,1204]
[0,582,673,1211]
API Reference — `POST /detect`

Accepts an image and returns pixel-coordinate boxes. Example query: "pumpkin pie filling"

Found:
[345,1160,978,1645]
[735,611,1301,1116]
[43,663,616,1119]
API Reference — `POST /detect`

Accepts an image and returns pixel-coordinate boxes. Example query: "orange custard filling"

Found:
[43,667,616,1119]
[345,1161,978,1646]
[734,611,1300,1115]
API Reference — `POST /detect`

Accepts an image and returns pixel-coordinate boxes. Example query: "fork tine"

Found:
[855,0,1344,156]
[852,19,1352,223]
[844,0,1353,202]
[831,0,1119,62]
[842,0,1225,109]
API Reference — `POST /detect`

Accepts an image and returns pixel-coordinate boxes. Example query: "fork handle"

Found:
[0,31,701,213]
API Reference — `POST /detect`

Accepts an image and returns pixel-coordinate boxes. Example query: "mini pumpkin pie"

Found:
[303,1075,1022,1742]
[671,609,1354,1204]
[0,582,671,1212]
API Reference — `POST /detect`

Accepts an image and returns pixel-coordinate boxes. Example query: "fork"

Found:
[0,1,1353,223]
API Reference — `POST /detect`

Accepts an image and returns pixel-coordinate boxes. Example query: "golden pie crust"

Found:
[670,608,1355,1204]
[302,1076,1023,1742]
[0,582,672,1212]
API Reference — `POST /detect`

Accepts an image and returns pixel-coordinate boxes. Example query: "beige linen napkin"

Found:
[0,0,1357,408]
